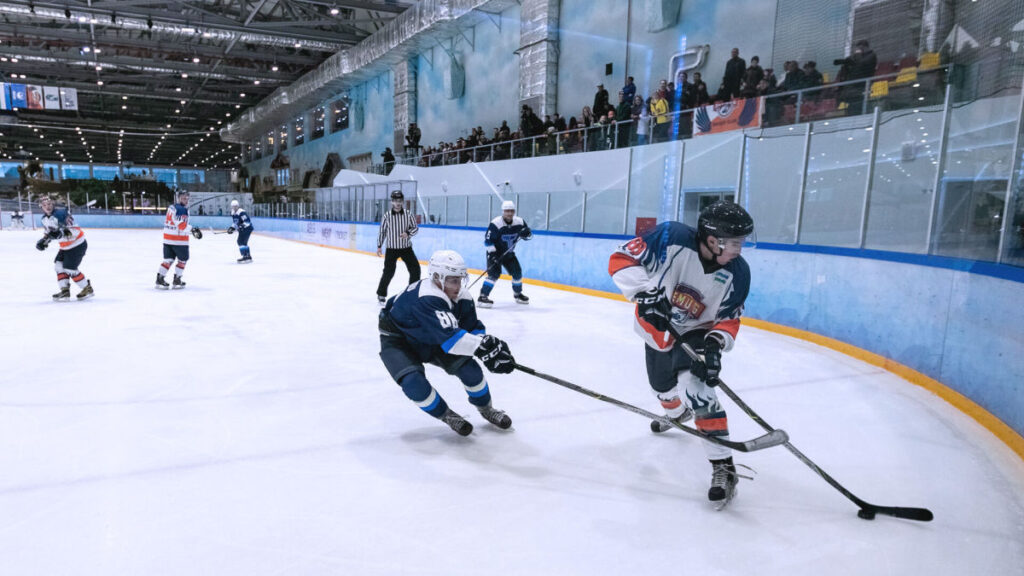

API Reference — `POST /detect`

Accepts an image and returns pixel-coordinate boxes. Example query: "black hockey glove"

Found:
[191,226,203,239]
[690,335,723,387]
[62,227,73,238]
[474,335,515,374]
[635,287,673,333]
[35,237,50,251]
[486,252,501,271]
[226,226,236,235]
[519,225,533,240]
[47,228,63,239]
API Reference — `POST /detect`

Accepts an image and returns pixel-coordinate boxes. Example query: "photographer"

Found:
[835,40,878,114]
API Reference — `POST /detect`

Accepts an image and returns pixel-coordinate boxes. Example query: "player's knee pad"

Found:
[680,371,723,416]
[54,261,65,273]
[652,386,688,419]
[398,371,432,403]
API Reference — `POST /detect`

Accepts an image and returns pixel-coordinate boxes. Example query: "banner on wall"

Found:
[59,87,78,111]
[26,85,44,109]
[43,86,61,110]
[9,84,27,109]
[693,97,762,136]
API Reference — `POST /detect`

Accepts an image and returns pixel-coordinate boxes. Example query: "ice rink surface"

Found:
[1,229,1023,575]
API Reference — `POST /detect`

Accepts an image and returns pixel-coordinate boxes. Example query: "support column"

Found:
[518,0,560,117]
[394,58,418,154]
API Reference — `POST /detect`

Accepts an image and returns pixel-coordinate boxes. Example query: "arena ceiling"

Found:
[0,0,412,169]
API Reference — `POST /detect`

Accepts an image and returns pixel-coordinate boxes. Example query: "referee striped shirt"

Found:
[378,209,419,250]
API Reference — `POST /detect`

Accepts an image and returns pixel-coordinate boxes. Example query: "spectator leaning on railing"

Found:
[722,47,746,99]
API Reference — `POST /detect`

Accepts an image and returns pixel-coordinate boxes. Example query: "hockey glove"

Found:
[62,227,73,238]
[35,237,50,251]
[519,225,533,240]
[226,226,236,235]
[690,335,723,387]
[635,287,673,333]
[486,252,501,272]
[191,226,203,239]
[47,228,63,239]
[474,335,515,374]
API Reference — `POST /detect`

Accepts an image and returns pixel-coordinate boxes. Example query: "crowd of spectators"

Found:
[389,40,929,168]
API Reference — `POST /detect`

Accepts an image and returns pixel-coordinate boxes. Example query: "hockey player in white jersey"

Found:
[36,196,93,301]
[608,200,754,509]
[156,189,203,289]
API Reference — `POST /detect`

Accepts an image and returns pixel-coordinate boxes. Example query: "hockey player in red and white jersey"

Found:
[36,196,93,301]
[608,200,754,509]
[156,189,202,289]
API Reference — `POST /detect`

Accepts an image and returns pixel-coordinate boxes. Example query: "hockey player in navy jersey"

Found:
[36,196,93,301]
[226,199,254,263]
[608,200,754,509]
[379,249,517,436]
[478,200,533,308]
[156,189,202,289]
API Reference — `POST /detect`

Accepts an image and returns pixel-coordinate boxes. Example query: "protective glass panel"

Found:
[800,116,873,246]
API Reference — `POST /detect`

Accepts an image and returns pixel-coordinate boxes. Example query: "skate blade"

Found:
[477,302,493,309]
[711,488,738,511]
[77,293,94,301]
[52,296,70,302]
[155,285,169,290]
[171,285,185,290]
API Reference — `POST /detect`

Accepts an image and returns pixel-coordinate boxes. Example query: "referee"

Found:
[376,190,421,304]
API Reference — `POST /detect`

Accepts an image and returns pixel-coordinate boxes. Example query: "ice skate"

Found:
[477,403,512,430]
[377,295,387,307]
[76,281,94,301]
[237,255,253,264]
[513,292,530,305]
[708,457,739,510]
[477,294,494,308]
[172,275,186,290]
[52,286,70,301]
[650,405,694,433]
[440,409,473,436]
[155,273,170,290]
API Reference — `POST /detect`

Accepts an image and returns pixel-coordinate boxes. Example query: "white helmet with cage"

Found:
[501,200,515,212]
[428,249,468,287]
[230,199,240,209]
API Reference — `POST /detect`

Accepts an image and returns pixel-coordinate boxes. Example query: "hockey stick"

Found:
[680,343,934,522]
[468,240,520,290]
[513,363,788,453]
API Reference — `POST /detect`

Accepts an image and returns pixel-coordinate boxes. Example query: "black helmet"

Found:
[390,190,404,201]
[698,201,754,239]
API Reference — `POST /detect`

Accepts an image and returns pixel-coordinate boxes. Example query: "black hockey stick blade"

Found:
[862,505,934,522]
[514,364,788,453]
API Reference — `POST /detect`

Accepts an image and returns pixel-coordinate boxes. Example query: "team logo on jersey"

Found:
[501,233,518,246]
[713,271,729,284]
[670,284,706,319]
[625,237,647,256]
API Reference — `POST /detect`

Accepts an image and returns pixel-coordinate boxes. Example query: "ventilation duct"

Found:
[517,0,559,117]
[0,5,348,52]
[220,0,520,143]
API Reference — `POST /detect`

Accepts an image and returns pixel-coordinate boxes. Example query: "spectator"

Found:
[553,113,567,132]
[778,60,805,93]
[722,48,747,99]
[615,90,633,148]
[543,114,554,132]
[382,147,396,174]
[650,89,670,143]
[593,83,611,118]
[741,56,765,98]
[566,116,581,151]
[756,67,777,95]
[693,72,711,106]
[675,71,696,139]
[802,61,824,92]
[581,105,595,127]
[838,40,878,115]
[597,110,616,150]
[634,96,650,145]
[622,76,637,104]
[404,122,421,154]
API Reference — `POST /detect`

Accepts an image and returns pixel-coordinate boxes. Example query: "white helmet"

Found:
[428,250,467,286]
[501,200,515,212]
[230,200,240,208]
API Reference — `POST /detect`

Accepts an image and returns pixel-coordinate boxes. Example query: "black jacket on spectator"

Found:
[593,87,611,117]
[849,49,878,80]
[723,56,747,97]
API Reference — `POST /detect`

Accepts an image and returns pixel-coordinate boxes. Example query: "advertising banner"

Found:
[25,85,44,109]
[693,97,762,136]
[9,84,27,109]
[59,87,78,111]
[43,86,61,110]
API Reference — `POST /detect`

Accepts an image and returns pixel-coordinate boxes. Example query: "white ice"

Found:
[1,229,1023,575]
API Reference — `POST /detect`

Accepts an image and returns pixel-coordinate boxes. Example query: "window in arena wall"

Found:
[312,106,325,140]
[332,100,349,132]
[294,116,305,146]
[265,130,275,155]
[279,125,289,151]
[276,168,290,186]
